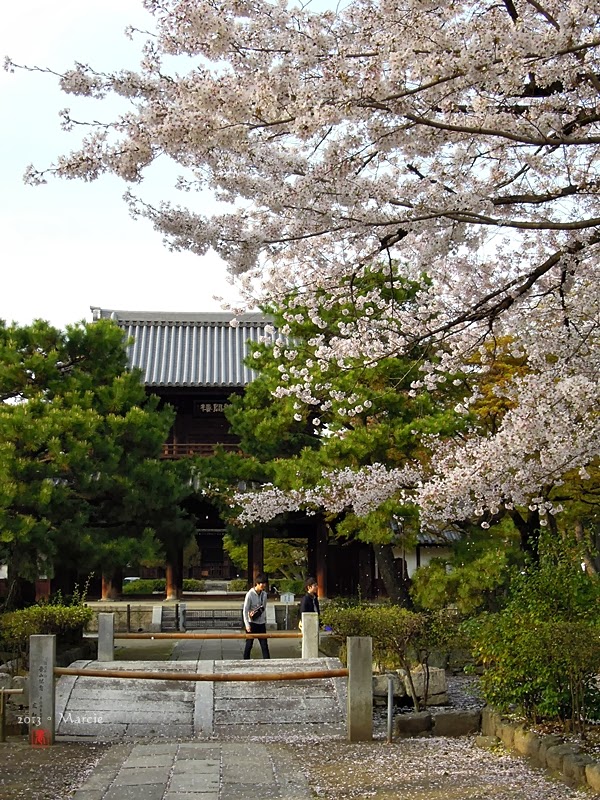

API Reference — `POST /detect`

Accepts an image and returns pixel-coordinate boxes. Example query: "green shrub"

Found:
[122,578,207,594]
[464,556,600,733]
[121,579,165,595]
[0,604,93,662]
[182,579,206,592]
[227,579,248,591]
[321,601,453,709]
[274,578,304,596]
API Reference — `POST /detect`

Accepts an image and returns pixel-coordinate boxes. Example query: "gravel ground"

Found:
[0,739,110,800]
[0,676,595,800]
[294,736,591,800]
[0,733,591,800]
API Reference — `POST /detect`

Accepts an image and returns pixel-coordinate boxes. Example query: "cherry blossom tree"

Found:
[7,0,600,530]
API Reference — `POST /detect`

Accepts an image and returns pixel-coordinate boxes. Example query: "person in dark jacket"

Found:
[242,574,270,659]
[299,577,320,619]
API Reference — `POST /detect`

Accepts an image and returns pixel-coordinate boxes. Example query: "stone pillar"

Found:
[29,635,56,746]
[150,606,163,633]
[97,613,114,662]
[178,603,187,632]
[301,612,319,659]
[347,636,373,742]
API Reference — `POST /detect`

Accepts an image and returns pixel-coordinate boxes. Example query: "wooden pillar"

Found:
[358,546,373,599]
[101,567,122,601]
[166,547,183,600]
[249,533,264,582]
[246,536,254,584]
[35,579,51,603]
[316,521,328,599]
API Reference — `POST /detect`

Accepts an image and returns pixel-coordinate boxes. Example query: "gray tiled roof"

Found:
[417,530,462,546]
[91,308,271,387]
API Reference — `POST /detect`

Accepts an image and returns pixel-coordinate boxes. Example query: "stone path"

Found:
[71,741,312,800]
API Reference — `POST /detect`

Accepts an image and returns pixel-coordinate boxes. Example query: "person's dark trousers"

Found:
[243,622,270,659]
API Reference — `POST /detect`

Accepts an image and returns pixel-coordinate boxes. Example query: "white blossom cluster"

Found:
[234,464,421,525]
[12,0,600,524]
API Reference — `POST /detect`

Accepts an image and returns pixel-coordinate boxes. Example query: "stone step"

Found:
[161,607,178,631]
[54,657,347,741]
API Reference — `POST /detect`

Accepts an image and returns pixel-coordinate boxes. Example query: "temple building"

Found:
[92,308,455,602]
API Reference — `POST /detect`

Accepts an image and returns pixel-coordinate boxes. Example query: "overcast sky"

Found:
[0,0,245,331]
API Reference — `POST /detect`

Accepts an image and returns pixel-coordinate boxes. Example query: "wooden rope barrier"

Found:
[54,666,348,682]
[114,632,301,639]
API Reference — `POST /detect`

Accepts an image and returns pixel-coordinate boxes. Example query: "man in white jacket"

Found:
[242,574,270,659]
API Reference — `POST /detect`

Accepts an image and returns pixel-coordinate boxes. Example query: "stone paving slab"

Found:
[55,642,340,798]
[104,783,166,800]
[71,741,313,800]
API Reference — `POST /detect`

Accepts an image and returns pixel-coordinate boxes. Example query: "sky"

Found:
[0,0,246,331]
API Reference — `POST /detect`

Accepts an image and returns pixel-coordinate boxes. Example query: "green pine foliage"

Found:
[0,319,196,599]
[410,521,521,614]
[218,274,469,601]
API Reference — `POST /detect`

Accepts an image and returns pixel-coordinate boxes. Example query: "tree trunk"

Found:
[101,566,123,601]
[574,518,599,576]
[509,508,541,561]
[165,548,183,600]
[373,543,413,607]
[4,558,36,610]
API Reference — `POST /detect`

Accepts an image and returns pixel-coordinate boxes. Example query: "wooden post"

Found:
[251,533,264,580]
[166,548,183,600]
[101,567,122,601]
[34,578,51,603]
[347,636,373,742]
[29,635,56,747]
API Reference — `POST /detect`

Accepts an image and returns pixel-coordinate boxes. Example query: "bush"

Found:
[227,579,248,591]
[320,601,455,709]
[464,556,600,733]
[274,578,305,596]
[122,578,207,594]
[182,579,206,592]
[0,604,93,663]
[121,579,165,595]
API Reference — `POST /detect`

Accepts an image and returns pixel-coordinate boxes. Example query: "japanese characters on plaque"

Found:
[194,402,226,414]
